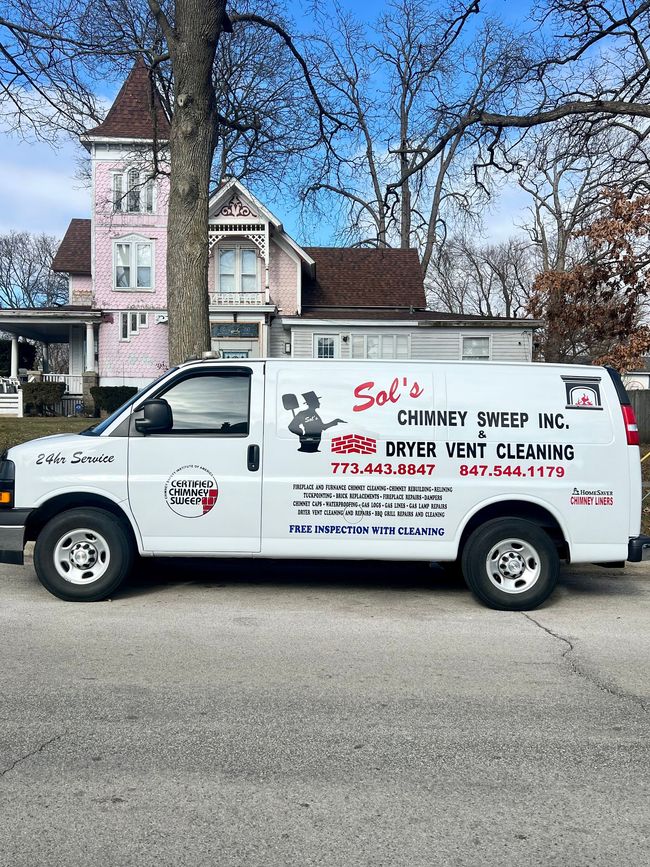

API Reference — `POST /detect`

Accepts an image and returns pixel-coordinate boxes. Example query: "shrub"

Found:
[90,386,138,415]
[22,381,66,415]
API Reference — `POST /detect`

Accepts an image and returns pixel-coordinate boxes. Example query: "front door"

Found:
[128,364,264,554]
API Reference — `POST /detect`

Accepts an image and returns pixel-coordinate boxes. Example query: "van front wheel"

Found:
[34,507,134,602]
[461,518,559,610]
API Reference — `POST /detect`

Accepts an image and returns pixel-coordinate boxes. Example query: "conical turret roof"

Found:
[86,56,171,140]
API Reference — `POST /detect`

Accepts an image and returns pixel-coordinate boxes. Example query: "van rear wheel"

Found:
[461,518,559,611]
[34,507,134,602]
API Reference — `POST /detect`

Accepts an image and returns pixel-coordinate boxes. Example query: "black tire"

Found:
[461,517,559,611]
[34,507,134,602]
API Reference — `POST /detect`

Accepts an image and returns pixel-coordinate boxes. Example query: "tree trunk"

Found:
[166,0,226,365]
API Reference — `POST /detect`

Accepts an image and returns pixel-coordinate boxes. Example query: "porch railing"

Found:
[209,291,267,306]
[42,373,84,395]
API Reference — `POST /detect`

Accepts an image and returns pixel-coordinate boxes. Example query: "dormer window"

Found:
[113,170,155,214]
[217,245,259,294]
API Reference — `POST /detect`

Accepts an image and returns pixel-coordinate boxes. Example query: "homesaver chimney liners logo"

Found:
[164,465,219,518]
[562,375,603,411]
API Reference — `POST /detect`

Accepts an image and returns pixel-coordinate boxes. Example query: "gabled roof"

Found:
[209,178,315,266]
[85,57,171,141]
[52,219,91,274]
[303,247,426,309]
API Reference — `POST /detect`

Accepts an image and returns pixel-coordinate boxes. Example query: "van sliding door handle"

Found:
[247,444,260,472]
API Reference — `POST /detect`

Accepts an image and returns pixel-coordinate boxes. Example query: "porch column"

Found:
[10,337,19,379]
[85,323,95,372]
[42,343,49,374]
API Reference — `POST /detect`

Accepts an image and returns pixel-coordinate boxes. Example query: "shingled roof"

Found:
[52,219,91,274]
[85,57,171,140]
[303,247,426,309]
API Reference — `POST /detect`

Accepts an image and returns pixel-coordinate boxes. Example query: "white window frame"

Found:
[216,244,260,294]
[112,169,156,214]
[350,333,411,360]
[313,334,339,359]
[120,311,149,342]
[461,335,491,361]
[113,235,155,292]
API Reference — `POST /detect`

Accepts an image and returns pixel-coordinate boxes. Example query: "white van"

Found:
[0,359,647,610]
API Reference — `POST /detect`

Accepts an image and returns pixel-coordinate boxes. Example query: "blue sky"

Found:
[0,0,532,244]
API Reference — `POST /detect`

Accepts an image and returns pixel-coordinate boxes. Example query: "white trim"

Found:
[271,227,315,269]
[209,178,280,227]
[272,235,304,314]
[82,135,170,146]
[91,149,96,288]
[284,318,420,328]
[113,234,155,292]
[282,318,539,329]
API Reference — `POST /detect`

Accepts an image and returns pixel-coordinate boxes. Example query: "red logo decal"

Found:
[353,377,424,412]
[202,487,219,515]
[331,434,377,455]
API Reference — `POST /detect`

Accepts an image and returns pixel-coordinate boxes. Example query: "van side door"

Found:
[127,364,264,554]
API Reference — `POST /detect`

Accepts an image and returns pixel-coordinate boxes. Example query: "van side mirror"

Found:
[135,399,173,434]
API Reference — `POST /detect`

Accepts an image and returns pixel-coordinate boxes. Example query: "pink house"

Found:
[0,60,537,402]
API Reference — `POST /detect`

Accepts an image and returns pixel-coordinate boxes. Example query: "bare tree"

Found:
[427,235,534,317]
[0,232,68,309]
[303,0,525,272]
[496,122,650,276]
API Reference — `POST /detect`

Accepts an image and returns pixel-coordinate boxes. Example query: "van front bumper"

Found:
[0,509,31,565]
[628,535,650,562]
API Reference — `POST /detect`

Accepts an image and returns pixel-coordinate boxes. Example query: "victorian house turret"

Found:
[0,59,538,400]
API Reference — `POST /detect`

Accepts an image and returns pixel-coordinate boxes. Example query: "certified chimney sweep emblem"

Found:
[562,376,603,410]
[164,465,219,517]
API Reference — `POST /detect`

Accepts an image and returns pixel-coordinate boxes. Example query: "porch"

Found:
[0,307,102,395]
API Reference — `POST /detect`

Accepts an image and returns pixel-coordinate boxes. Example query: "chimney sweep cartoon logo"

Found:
[283,391,346,452]
[562,375,603,410]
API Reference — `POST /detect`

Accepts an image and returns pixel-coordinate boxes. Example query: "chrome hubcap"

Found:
[53,529,111,585]
[486,538,541,594]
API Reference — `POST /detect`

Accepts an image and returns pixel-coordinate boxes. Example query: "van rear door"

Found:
[127,363,264,554]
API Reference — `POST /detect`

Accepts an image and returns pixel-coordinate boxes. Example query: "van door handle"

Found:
[247,444,260,472]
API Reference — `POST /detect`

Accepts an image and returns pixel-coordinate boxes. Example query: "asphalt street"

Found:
[1,555,649,866]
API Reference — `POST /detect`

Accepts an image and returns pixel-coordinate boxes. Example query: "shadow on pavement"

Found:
[120,557,466,599]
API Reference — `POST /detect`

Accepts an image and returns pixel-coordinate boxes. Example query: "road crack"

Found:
[521,613,647,713]
[0,733,63,777]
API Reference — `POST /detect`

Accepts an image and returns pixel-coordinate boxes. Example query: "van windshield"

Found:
[80,369,178,436]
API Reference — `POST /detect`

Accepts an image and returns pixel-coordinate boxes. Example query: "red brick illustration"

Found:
[331,434,377,455]
[202,487,219,515]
